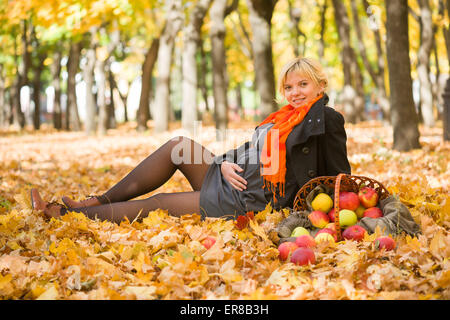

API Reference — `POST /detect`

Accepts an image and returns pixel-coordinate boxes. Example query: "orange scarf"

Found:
[259,94,323,203]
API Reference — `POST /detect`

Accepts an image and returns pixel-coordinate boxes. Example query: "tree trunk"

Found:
[362,0,390,121]
[287,0,305,57]
[83,33,98,136]
[445,0,450,64]
[210,0,230,140]
[416,0,435,127]
[0,65,5,128]
[66,40,82,131]
[107,66,117,129]
[246,0,278,120]
[198,35,210,113]
[110,71,129,122]
[318,0,328,60]
[385,0,421,151]
[31,26,47,130]
[182,0,212,134]
[51,49,63,130]
[96,59,108,135]
[21,20,33,127]
[153,0,183,133]
[32,54,46,130]
[137,38,160,131]
[332,0,365,123]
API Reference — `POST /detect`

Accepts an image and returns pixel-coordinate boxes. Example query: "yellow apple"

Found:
[311,193,334,213]
[315,232,335,244]
[291,226,310,237]
[355,205,365,219]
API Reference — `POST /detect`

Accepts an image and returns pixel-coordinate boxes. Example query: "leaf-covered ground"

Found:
[0,120,449,300]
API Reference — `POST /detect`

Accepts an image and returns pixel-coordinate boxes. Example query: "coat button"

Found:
[308,170,316,178]
[302,147,310,154]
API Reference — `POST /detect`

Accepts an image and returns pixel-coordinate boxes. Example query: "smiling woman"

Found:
[277,58,328,108]
[30,57,351,223]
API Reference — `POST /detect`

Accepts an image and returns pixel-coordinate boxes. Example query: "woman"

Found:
[31,57,351,223]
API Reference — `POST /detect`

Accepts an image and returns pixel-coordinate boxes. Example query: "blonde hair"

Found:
[277,57,328,97]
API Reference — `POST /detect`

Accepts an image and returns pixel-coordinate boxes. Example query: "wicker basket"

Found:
[293,173,390,241]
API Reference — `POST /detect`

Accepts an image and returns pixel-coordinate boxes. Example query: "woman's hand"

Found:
[221,161,247,191]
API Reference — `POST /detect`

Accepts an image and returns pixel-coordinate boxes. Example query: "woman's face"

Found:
[283,71,324,108]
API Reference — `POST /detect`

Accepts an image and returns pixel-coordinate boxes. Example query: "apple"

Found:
[311,193,334,213]
[316,228,337,241]
[338,209,358,227]
[355,205,366,219]
[363,207,383,219]
[325,222,336,231]
[358,187,379,208]
[374,236,396,251]
[315,232,335,244]
[339,191,360,211]
[291,226,310,237]
[308,210,330,228]
[328,208,336,222]
[278,241,299,261]
[201,236,216,249]
[342,225,367,242]
[290,247,316,266]
[295,235,316,248]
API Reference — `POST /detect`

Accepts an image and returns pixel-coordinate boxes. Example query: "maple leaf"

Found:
[235,215,249,230]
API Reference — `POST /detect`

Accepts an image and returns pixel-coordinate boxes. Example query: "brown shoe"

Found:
[30,188,64,219]
[62,195,100,209]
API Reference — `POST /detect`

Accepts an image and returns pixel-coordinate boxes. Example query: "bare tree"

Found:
[385,0,421,151]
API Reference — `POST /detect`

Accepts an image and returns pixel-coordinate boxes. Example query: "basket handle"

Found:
[333,173,347,241]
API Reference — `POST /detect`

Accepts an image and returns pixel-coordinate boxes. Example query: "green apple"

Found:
[338,209,358,227]
[291,226,310,237]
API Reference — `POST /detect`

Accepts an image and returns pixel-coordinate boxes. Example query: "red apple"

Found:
[358,187,379,208]
[328,208,336,222]
[316,228,337,241]
[325,222,336,231]
[278,241,299,261]
[374,236,396,251]
[339,191,360,211]
[201,236,216,249]
[342,225,367,242]
[290,247,316,266]
[363,207,383,219]
[308,210,330,228]
[295,235,316,248]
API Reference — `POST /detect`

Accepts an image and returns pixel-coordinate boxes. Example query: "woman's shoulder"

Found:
[323,106,346,129]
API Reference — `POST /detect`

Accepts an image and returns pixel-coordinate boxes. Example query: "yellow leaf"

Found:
[124,286,156,299]
[7,240,22,251]
[249,218,269,242]
[37,284,59,300]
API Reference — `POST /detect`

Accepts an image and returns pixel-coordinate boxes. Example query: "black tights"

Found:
[65,136,216,223]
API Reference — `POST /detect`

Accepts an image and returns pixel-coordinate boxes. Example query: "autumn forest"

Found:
[0,0,449,301]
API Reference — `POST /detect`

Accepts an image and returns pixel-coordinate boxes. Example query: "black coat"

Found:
[276,94,351,209]
[218,95,351,210]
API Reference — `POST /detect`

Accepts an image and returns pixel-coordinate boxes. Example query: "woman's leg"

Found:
[63,136,215,208]
[34,189,203,223]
